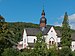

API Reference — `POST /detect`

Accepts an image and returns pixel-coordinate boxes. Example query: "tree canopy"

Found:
[61,12,71,47]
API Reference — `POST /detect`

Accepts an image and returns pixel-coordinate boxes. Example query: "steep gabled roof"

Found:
[26,28,41,36]
[25,26,51,36]
[25,26,75,41]
[25,26,64,37]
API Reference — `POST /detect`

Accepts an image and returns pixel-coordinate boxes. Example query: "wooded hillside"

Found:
[0,22,75,56]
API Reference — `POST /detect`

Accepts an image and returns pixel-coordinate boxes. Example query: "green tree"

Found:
[32,32,48,56]
[18,49,32,56]
[61,12,71,47]
[0,22,10,55]
[1,48,19,56]
[59,46,72,56]
[71,51,75,56]
[48,49,58,56]
[0,22,17,55]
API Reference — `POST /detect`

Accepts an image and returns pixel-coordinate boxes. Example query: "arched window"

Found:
[49,37,55,45]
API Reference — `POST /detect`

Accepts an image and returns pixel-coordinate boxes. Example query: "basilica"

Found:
[17,9,75,51]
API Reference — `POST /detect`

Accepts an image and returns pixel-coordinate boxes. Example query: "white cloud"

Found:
[70,24,75,30]
[54,13,75,30]
[69,14,75,23]
[54,22,62,27]
[69,14,75,30]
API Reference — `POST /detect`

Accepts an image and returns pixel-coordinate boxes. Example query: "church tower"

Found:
[40,9,47,28]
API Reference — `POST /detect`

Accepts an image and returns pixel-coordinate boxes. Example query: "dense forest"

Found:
[0,22,75,56]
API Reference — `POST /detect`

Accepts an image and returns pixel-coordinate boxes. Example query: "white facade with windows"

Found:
[17,26,75,51]
[47,27,58,46]
[17,26,61,50]
[17,9,75,51]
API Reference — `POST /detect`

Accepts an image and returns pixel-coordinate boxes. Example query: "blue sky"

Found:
[0,0,75,29]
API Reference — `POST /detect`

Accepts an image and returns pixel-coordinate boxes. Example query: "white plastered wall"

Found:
[27,36,37,43]
[71,41,75,51]
[46,27,58,46]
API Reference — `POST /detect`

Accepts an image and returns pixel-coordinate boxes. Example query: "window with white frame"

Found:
[49,37,55,45]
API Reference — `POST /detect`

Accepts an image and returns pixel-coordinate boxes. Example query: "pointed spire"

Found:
[41,0,45,17]
[41,9,45,17]
[40,0,47,27]
[43,0,44,11]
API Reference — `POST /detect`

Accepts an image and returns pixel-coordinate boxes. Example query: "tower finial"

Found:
[41,0,45,16]
[42,0,45,10]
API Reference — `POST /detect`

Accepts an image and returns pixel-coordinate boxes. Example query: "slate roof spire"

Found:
[41,9,45,17]
[40,9,47,28]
